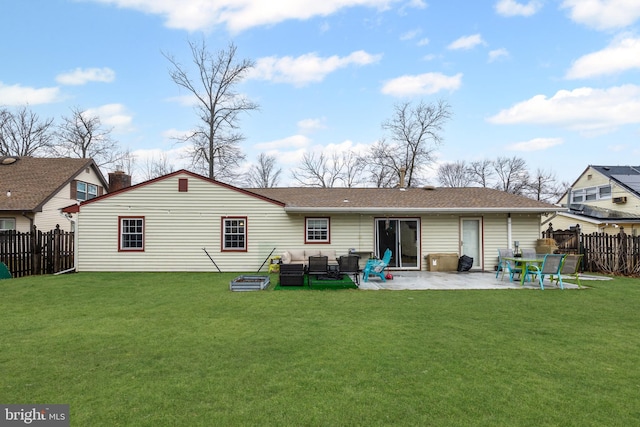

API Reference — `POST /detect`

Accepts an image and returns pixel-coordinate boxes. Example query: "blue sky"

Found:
[2,0,640,185]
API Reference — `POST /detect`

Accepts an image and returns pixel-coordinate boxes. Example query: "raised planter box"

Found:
[230,275,270,291]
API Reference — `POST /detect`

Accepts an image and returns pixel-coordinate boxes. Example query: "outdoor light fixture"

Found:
[6,190,10,197]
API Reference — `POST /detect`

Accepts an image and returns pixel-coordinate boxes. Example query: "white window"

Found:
[223,218,246,251]
[77,181,98,201]
[306,218,329,243]
[0,218,16,231]
[119,217,144,251]
[571,185,611,203]
[599,185,611,199]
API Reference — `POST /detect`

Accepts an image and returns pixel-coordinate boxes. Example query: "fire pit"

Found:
[230,275,270,291]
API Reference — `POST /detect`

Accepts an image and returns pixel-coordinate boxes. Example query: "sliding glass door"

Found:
[375,218,420,269]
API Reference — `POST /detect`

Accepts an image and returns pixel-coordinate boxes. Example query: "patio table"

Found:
[503,257,544,286]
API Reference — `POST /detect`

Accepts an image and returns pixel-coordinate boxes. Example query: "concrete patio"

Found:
[357,270,607,290]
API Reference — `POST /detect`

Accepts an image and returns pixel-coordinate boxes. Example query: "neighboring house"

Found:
[63,170,562,273]
[0,156,109,232]
[543,165,640,236]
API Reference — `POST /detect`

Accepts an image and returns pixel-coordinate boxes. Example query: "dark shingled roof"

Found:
[590,165,640,196]
[0,156,105,212]
[248,186,561,213]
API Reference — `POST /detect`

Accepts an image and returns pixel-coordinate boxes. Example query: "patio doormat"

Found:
[274,275,357,290]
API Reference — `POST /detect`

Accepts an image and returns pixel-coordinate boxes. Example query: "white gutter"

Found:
[283,207,565,214]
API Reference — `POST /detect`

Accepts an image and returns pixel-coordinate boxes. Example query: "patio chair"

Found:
[552,254,584,289]
[307,255,329,287]
[523,254,566,290]
[338,255,360,286]
[520,248,537,259]
[363,249,392,282]
[496,248,514,279]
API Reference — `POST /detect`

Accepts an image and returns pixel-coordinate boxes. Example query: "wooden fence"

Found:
[0,225,74,278]
[543,223,640,276]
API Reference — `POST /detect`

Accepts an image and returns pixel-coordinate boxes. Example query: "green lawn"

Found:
[1,272,639,426]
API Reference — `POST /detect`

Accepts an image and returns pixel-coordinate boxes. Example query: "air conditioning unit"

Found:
[613,196,627,204]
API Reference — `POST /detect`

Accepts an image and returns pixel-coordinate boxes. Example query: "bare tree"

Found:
[291,152,342,187]
[339,150,367,187]
[292,150,367,187]
[0,106,55,156]
[244,153,281,188]
[493,156,529,195]
[54,106,125,170]
[164,40,258,181]
[139,153,175,181]
[468,159,494,188]
[377,99,452,187]
[526,168,567,202]
[437,161,472,187]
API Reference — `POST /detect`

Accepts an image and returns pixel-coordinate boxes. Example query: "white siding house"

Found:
[65,170,563,273]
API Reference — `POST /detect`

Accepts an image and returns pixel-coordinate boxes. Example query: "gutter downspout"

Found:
[507,213,512,251]
[56,211,77,275]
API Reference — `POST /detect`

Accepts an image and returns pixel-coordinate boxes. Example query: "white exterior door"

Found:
[460,218,482,270]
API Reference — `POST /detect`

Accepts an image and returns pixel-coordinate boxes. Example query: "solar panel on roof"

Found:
[612,175,640,193]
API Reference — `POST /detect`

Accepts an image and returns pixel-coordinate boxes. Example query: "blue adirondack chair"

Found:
[363,249,392,282]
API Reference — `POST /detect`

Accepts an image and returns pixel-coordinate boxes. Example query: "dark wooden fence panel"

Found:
[0,225,74,278]
[544,223,640,276]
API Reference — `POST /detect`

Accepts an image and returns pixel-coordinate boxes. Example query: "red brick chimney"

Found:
[108,170,131,192]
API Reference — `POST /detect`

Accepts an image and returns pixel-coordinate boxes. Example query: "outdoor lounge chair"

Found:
[338,255,360,286]
[553,254,583,288]
[523,254,566,290]
[307,255,329,287]
[363,249,391,282]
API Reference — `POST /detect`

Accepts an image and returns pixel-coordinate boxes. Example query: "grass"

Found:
[1,272,639,426]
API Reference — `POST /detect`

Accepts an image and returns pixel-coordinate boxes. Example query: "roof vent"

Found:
[423,185,436,190]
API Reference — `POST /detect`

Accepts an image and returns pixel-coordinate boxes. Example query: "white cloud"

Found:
[87,0,402,32]
[565,36,640,79]
[381,72,462,97]
[495,0,542,17]
[248,50,382,87]
[507,137,564,152]
[162,128,193,140]
[400,28,421,41]
[254,134,311,151]
[608,143,626,152]
[488,48,509,62]
[0,82,60,105]
[561,0,640,30]
[297,118,326,134]
[166,94,199,106]
[417,38,430,46]
[487,84,640,133]
[447,34,485,50]
[86,104,133,132]
[55,67,115,85]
